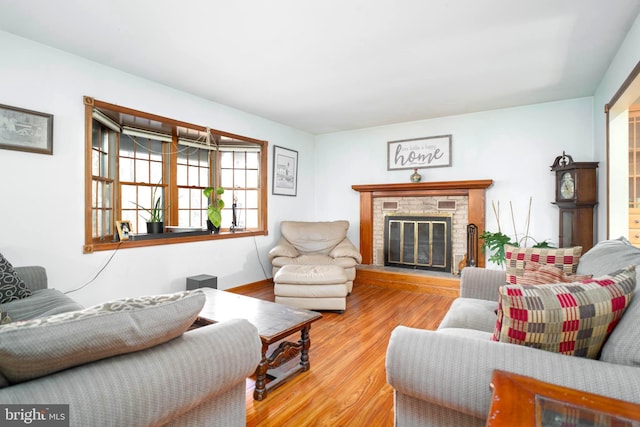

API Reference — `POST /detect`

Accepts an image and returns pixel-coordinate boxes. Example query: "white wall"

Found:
[315,98,595,265]
[0,31,315,306]
[594,13,640,240]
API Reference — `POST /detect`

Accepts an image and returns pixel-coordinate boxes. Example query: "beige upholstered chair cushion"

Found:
[280,220,350,255]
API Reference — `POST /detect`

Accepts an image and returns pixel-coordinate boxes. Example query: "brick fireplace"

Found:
[352,180,493,270]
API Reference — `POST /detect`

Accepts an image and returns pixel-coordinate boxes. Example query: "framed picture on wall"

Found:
[0,103,53,155]
[272,145,298,196]
[387,134,452,170]
[116,220,132,241]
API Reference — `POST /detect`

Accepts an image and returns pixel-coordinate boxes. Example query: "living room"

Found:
[1,1,640,425]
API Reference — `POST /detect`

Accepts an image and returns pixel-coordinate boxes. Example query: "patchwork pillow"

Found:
[0,253,32,304]
[518,262,592,285]
[504,245,582,285]
[0,289,205,384]
[492,266,636,359]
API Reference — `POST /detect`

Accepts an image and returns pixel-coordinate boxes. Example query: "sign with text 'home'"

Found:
[387,134,452,170]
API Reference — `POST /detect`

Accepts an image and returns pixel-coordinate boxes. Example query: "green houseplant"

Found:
[480,199,553,267]
[204,186,225,233]
[133,186,164,234]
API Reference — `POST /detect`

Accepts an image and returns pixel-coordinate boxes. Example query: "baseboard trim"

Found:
[354,266,460,297]
[227,278,273,294]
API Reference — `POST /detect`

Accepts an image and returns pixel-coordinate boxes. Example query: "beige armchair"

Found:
[268,220,362,292]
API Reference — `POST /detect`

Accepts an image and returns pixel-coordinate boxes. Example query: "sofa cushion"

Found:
[0,289,205,384]
[492,266,636,359]
[0,253,32,304]
[577,236,640,276]
[600,289,640,366]
[504,245,582,284]
[518,262,592,285]
[0,288,84,321]
[437,298,498,333]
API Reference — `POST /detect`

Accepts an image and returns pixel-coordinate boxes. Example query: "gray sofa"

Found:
[0,266,262,427]
[386,237,640,426]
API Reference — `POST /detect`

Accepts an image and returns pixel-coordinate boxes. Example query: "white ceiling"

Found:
[0,1,639,134]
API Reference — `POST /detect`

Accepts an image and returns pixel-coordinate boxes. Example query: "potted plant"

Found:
[133,186,164,234]
[204,186,224,233]
[480,199,553,267]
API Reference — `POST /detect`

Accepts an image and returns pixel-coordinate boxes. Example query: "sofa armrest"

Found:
[329,238,362,263]
[14,266,48,291]
[386,326,640,420]
[459,267,506,301]
[268,238,300,261]
[0,318,262,426]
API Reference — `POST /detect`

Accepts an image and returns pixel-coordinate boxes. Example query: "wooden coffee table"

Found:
[195,288,322,400]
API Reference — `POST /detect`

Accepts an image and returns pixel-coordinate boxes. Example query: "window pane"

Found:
[234,169,246,187]
[247,152,259,168]
[246,190,258,209]
[177,164,188,186]
[120,136,134,157]
[150,140,163,161]
[188,166,199,186]
[234,152,246,168]
[221,169,233,187]
[104,182,112,208]
[120,157,134,182]
[150,161,163,184]
[136,159,149,182]
[245,210,258,228]
[247,170,259,187]
[200,168,209,186]
[220,151,233,168]
[190,188,202,209]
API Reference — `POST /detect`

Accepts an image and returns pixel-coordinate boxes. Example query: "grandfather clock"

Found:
[550,152,598,252]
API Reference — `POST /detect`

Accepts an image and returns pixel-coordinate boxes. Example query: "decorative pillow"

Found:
[518,262,592,285]
[0,289,205,384]
[504,245,582,284]
[492,266,636,359]
[0,253,32,304]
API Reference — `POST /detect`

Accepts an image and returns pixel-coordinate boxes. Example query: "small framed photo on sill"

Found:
[272,145,298,196]
[116,220,132,241]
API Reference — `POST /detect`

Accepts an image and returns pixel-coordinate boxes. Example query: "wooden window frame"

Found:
[83,96,268,254]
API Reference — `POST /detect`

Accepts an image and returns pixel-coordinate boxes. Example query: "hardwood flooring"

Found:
[230,281,454,426]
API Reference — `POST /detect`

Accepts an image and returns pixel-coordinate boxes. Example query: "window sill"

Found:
[83,229,268,254]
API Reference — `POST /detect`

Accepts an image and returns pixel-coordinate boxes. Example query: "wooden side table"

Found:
[486,370,640,426]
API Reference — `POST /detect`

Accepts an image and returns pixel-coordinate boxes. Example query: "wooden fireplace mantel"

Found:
[352,179,493,268]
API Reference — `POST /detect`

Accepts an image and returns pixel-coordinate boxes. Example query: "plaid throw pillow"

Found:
[504,245,582,285]
[518,262,592,285]
[492,266,636,359]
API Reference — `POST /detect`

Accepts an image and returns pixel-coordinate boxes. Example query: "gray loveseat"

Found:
[386,237,640,426]
[0,266,262,427]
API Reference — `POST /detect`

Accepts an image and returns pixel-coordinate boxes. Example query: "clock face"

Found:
[560,172,575,199]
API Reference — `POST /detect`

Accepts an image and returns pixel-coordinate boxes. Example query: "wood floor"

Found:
[230,281,454,426]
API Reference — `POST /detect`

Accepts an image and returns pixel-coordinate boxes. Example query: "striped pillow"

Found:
[492,266,636,359]
[505,245,582,285]
[519,262,592,285]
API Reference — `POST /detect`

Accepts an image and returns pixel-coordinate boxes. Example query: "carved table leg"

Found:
[253,342,269,401]
[300,325,311,372]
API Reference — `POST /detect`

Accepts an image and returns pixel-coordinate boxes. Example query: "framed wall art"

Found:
[272,145,298,196]
[387,134,451,170]
[116,220,132,241]
[0,103,53,155]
